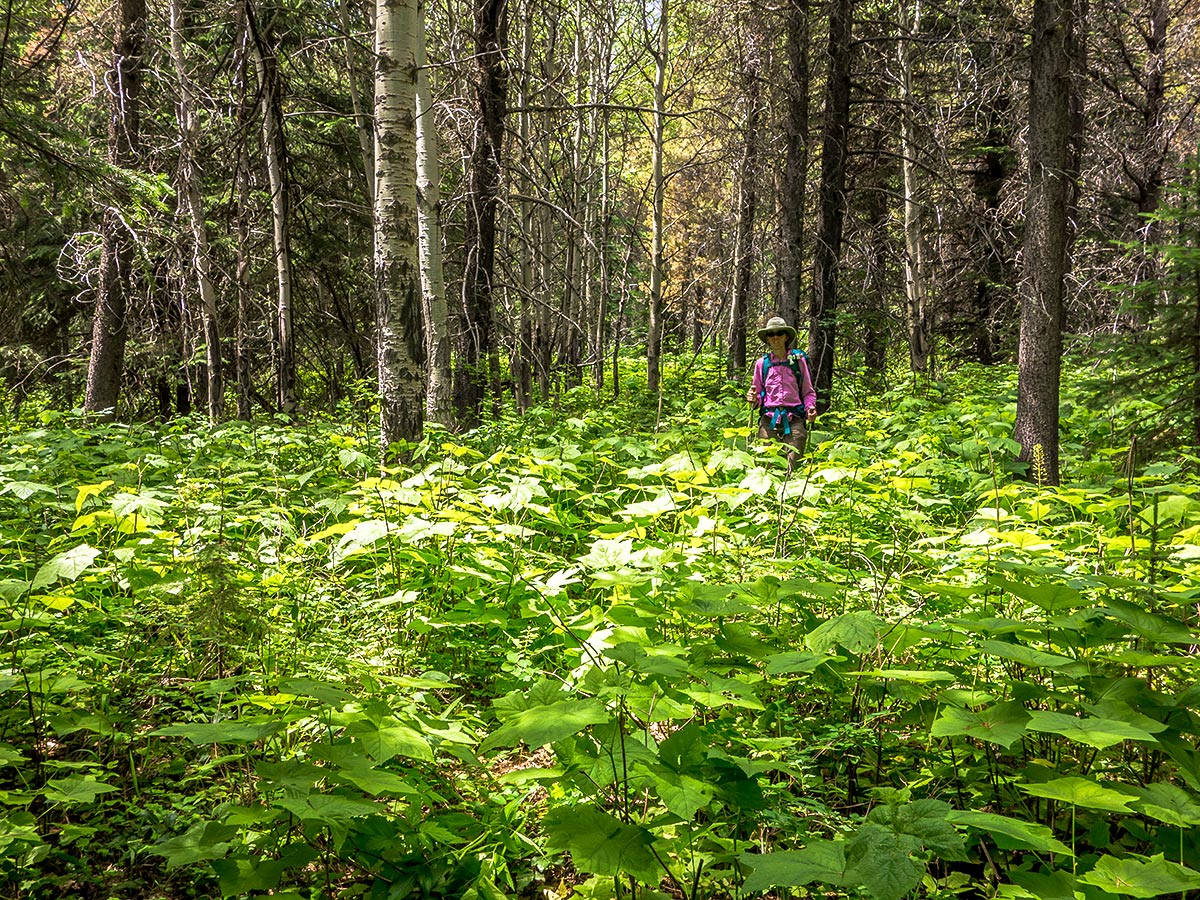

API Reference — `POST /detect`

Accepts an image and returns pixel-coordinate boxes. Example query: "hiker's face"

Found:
[765,333,787,353]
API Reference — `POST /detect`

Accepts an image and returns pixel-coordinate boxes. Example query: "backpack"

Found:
[757,349,810,436]
[757,349,809,409]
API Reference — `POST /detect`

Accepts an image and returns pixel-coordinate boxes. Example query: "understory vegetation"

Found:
[2,356,1199,900]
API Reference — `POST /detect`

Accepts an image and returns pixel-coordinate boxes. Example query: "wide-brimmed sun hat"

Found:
[756,316,797,343]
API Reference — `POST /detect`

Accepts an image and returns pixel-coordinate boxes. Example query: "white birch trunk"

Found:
[899,0,931,374]
[415,3,452,427]
[375,0,425,448]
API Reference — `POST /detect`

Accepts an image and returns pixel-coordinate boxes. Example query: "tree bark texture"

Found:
[899,0,931,374]
[170,0,223,420]
[646,0,667,398]
[779,0,809,330]
[415,6,453,428]
[727,28,761,379]
[84,0,146,418]
[247,4,296,416]
[455,0,507,417]
[375,0,426,448]
[807,0,853,413]
[1013,0,1075,485]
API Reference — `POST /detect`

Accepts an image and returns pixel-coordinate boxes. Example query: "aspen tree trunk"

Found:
[170,0,223,420]
[779,0,809,329]
[898,0,931,374]
[646,0,667,398]
[1013,0,1075,485]
[456,0,507,416]
[247,6,295,415]
[415,3,452,427]
[85,0,146,418]
[374,0,426,448]
[727,29,760,379]
[808,0,853,413]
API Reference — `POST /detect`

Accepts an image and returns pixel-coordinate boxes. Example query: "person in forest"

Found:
[746,316,817,470]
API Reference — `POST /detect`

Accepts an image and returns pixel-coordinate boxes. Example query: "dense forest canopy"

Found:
[1,0,1197,449]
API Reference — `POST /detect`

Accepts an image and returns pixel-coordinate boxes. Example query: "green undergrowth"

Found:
[2,361,1200,900]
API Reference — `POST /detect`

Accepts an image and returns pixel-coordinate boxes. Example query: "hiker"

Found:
[745,316,817,468]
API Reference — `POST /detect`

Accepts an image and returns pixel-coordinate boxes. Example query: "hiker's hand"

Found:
[746,389,755,404]
[806,408,817,422]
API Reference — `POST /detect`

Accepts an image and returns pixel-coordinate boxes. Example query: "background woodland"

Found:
[1,0,1198,473]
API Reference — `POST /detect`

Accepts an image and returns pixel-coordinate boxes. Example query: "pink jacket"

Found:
[751,351,817,413]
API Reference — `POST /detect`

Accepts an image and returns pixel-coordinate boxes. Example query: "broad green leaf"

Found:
[276,678,355,707]
[646,766,714,820]
[75,481,114,512]
[0,480,54,500]
[883,798,966,860]
[845,823,925,900]
[345,720,433,762]
[1026,710,1157,749]
[272,793,381,825]
[716,622,777,658]
[212,844,318,896]
[1080,854,1200,898]
[740,842,849,893]
[1019,777,1135,812]
[335,519,390,558]
[150,821,239,868]
[1102,597,1194,643]
[542,806,660,883]
[862,668,955,683]
[932,701,1031,748]
[765,651,837,675]
[806,612,881,655]
[618,491,676,519]
[947,810,1073,855]
[1010,869,1080,900]
[990,577,1083,611]
[980,640,1091,676]
[1130,783,1200,827]
[43,776,119,804]
[151,721,283,744]
[480,699,610,753]
[31,544,102,590]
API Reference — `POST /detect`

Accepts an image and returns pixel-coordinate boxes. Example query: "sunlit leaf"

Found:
[1019,777,1135,812]
[480,699,610,753]
[1080,854,1200,898]
[543,806,660,882]
[1026,710,1157,749]
[947,810,1072,855]
[31,544,102,590]
[932,701,1030,748]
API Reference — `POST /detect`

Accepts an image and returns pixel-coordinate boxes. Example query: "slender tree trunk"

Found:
[375,0,425,448]
[84,0,146,418]
[779,0,809,328]
[415,3,452,427]
[898,0,931,374]
[170,0,223,420]
[807,0,853,413]
[1013,0,1075,485]
[455,0,507,417]
[247,4,295,416]
[342,0,375,208]
[646,0,667,398]
[727,29,761,379]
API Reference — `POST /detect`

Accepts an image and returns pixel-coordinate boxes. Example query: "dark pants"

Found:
[758,411,808,467]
